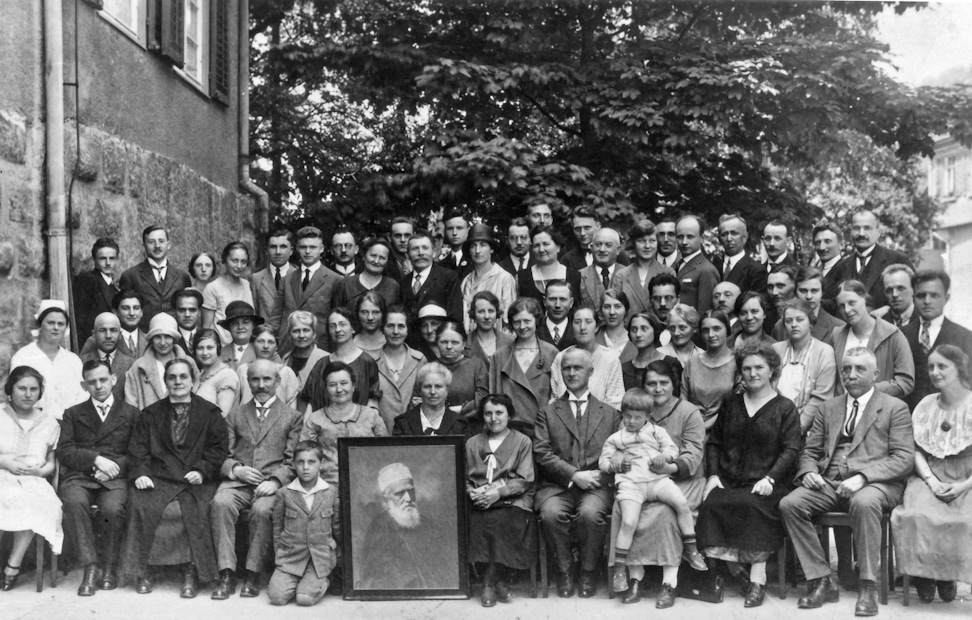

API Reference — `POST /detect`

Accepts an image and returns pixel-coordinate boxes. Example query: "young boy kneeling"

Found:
[268,441,340,606]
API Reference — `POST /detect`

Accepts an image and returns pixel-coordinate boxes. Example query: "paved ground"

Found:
[3,567,970,620]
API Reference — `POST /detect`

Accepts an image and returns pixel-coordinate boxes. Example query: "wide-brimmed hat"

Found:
[416,303,450,323]
[147,313,181,341]
[462,223,500,255]
[218,301,265,328]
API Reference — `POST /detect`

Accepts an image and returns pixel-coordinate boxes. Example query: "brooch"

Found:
[941,421,952,432]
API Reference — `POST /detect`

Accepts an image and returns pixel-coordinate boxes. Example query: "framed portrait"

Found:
[338,435,469,600]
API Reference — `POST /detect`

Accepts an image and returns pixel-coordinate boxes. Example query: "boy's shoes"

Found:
[613,565,629,592]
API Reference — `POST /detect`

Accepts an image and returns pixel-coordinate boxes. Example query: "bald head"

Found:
[713,282,741,315]
[247,359,281,404]
[93,312,121,353]
[592,227,621,267]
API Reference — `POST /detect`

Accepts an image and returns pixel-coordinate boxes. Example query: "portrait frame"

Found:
[339,435,469,600]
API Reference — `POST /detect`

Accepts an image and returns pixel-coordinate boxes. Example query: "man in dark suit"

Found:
[210,361,303,600]
[717,214,767,295]
[328,228,364,278]
[117,225,192,331]
[832,210,913,310]
[901,270,972,411]
[399,231,461,320]
[172,288,203,354]
[872,264,917,328]
[534,348,621,599]
[497,217,533,277]
[675,215,719,314]
[561,205,629,271]
[57,359,139,595]
[578,228,622,309]
[438,210,473,278]
[251,229,294,322]
[80,290,148,360]
[762,219,798,273]
[80,313,135,401]
[537,280,577,351]
[772,267,844,343]
[780,348,914,616]
[73,238,120,345]
[655,219,680,271]
[270,226,341,352]
[813,221,845,313]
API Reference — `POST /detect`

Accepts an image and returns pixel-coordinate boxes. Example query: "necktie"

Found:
[519,257,526,272]
[128,334,135,353]
[723,257,731,278]
[857,253,869,275]
[256,405,267,421]
[98,404,109,421]
[844,399,859,437]
[601,267,611,290]
[153,265,164,283]
[103,353,112,366]
[573,399,586,420]
[302,268,310,291]
[920,320,932,355]
[412,273,422,294]
[676,260,684,274]
[423,427,436,435]
[274,267,281,290]
[553,325,561,344]
[766,261,774,274]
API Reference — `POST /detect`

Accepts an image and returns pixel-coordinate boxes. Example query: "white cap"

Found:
[377,462,412,493]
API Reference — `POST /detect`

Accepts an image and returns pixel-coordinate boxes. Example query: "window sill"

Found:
[98,10,146,49]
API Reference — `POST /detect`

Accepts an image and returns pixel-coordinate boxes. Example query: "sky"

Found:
[876,1,972,86]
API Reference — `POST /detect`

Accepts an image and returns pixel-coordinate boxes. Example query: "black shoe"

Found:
[494,580,513,603]
[556,570,575,598]
[798,575,839,609]
[578,570,597,598]
[78,564,99,596]
[854,580,878,617]
[100,566,118,590]
[239,572,260,598]
[744,582,766,608]
[655,583,676,608]
[622,578,642,605]
[481,584,497,607]
[135,575,153,594]
[937,580,957,603]
[2,564,21,592]
[180,564,198,599]
[211,569,237,600]
[914,577,935,603]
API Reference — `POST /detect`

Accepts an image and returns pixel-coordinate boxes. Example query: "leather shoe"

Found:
[100,566,118,590]
[78,564,99,596]
[854,580,878,617]
[622,578,642,605]
[556,570,575,598]
[180,564,198,599]
[798,575,839,608]
[1,564,21,591]
[578,570,597,598]
[481,584,497,607]
[744,582,765,608]
[612,565,629,592]
[494,580,512,603]
[914,577,935,603]
[239,572,260,598]
[937,580,957,603]
[655,583,676,608]
[135,575,153,594]
[211,570,237,600]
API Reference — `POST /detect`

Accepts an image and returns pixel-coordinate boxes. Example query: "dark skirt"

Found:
[696,486,787,555]
[468,505,537,569]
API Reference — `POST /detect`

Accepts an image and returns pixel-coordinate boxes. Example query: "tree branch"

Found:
[516,88,581,138]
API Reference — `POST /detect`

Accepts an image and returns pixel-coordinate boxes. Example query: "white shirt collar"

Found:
[657,252,677,267]
[147,258,168,270]
[334,262,356,276]
[568,389,591,402]
[681,250,702,265]
[724,251,745,271]
[594,263,616,277]
[857,245,876,258]
[420,408,444,431]
[273,263,292,277]
[770,252,788,265]
[301,261,322,278]
[547,317,568,332]
[846,387,875,417]
[100,271,113,285]
[254,395,277,410]
[413,265,432,283]
[93,395,114,420]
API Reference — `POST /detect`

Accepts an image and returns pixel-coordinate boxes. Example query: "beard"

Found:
[386,502,421,529]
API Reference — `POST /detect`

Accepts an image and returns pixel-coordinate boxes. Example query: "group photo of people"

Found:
[1,203,970,615]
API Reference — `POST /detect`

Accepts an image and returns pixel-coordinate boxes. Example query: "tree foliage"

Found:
[249,0,970,256]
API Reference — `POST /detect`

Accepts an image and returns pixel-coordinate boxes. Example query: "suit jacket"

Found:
[123,349,198,411]
[764,252,797,274]
[80,349,135,401]
[901,317,972,410]
[398,263,462,320]
[57,398,139,491]
[772,307,844,345]
[391,405,470,437]
[250,266,284,322]
[219,398,303,490]
[719,253,768,295]
[611,260,674,318]
[118,260,192,331]
[831,319,915,398]
[832,245,912,310]
[820,258,846,314]
[676,253,720,314]
[497,254,533,278]
[270,263,342,351]
[219,343,258,371]
[73,269,118,344]
[273,483,340,578]
[561,246,630,272]
[438,250,473,279]
[327,256,366,279]
[81,330,148,360]
[578,263,618,309]
[537,319,576,351]
[515,264,583,307]
[533,395,621,507]
[488,340,559,433]
[797,391,914,495]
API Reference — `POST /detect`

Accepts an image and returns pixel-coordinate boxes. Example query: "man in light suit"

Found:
[901,270,972,410]
[73,238,120,345]
[398,231,462,321]
[831,210,912,310]
[674,215,719,314]
[58,359,139,595]
[80,313,135,402]
[117,225,192,331]
[270,226,341,352]
[717,214,767,295]
[578,227,622,309]
[534,348,621,599]
[210,360,303,600]
[251,229,294,322]
[780,348,913,616]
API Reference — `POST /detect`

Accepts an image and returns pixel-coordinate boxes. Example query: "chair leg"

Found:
[902,574,910,606]
[529,562,538,598]
[35,537,45,593]
[879,519,888,605]
[539,532,548,599]
[821,526,831,564]
[51,552,58,588]
[779,538,787,599]
[887,521,894,592]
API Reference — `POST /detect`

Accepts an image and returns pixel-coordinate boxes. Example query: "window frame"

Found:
[98,0,148,48]
[173,0,210,94]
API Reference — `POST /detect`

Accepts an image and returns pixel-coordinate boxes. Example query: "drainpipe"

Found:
[238,0,269,264]
[45,0,70,302]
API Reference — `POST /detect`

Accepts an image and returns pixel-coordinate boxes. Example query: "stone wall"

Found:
[0,109,258,376]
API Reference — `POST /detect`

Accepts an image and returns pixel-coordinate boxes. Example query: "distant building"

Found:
[0,1,265,372]
[922,134,972,326]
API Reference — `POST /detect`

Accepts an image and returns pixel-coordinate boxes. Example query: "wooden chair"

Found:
[813,511,893,605]
[35,462,60,591]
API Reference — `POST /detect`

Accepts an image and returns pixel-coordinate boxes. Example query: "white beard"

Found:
[387,503,421,529]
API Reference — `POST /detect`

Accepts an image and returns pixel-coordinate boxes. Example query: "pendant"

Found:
[941,421,952,432]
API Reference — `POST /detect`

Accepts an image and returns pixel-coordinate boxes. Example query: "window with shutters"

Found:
[179,0,208,87]
[99,0,147,47]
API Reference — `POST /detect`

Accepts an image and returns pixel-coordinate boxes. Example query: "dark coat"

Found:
[81,330,148,360]
[438,250,473,279]
[611,260,674,319]
[487,340,559,435]
[117,260,192,332]
[561,246,630,272]
[496,254,533,278]
[901,317,972,410]
[80,349,135,402]
[537,319,577,351]
[392,405,470,437]
[676,252,720,315]
[831,245,913,310]
[273,483,340,578]
[73,269,118,344]
[270,263,342,351]
[516,264,582,307]
[119,395,229,583]
[398,263,462,320]
[764,252,798,274]
[57,398,139,491]
[718,254,768,296]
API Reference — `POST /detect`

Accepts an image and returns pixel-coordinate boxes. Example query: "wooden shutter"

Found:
[209,0,231,105]
[160,0,185,68]
[147,0,162,51]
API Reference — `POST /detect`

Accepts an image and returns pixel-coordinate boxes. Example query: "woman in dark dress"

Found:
[392,362,470,437]
[299,308,381,411]
[434,321,488,424]
[465,394,536,607]
[621,312,681,393]
[515,226,581,304]
[696,342,801,608]
[331,237,400,311]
